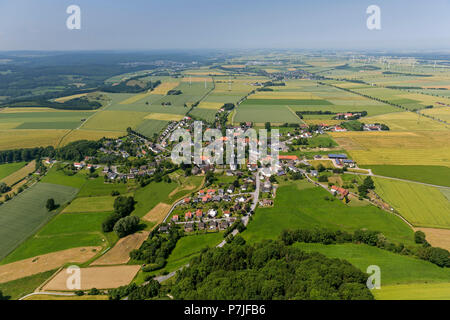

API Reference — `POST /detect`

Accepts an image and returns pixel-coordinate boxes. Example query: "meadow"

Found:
[62,196,115,213]
[0,270,56,300]
[293,243,450,286]
[0,182,79,262]
[366,165,450,187]
[362,111,449,132]
[40,167,88,189]
[0,162,26,181]
[163,232,224,272]
[135,119,169,138]
[132,180,179,218]
[331,130,450,167]
[373,283,450,300]
[77,176,132,197]
[242,180,415,245]
[373,177,450,229]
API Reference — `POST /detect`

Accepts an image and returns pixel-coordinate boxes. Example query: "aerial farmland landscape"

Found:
[0,0,448,312]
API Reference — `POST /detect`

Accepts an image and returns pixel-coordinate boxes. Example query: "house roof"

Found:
[278,155,299,161]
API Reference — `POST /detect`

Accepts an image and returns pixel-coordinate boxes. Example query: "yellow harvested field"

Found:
[249,92,322,100]
[197,102,224,110]
[142,202,171,224]
[304,119,341,125]
[363,112,449,131]
[43,265,140,291]
[60,129,122,146]
[150,81,180,95]
[144,113,184,121]
[0,123,22,129]
[91,231,149,266]
[182,77,212,83]
[25,294,109,300]
[398,93,450,106]
[54,93,88,103]
[421,107,450,122]
[82,110,148,132]
[1,160,35,186]
[415,228,450,251]
[222,65,246,69]
[0,130,70,150]
[0,247,101,284]
[0,107,63,113]
[331,131,450,167]
[264,69,280,73]
[119,91,154,105]
[185,71,225,76]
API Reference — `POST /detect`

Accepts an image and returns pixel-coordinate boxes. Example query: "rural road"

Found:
[19,291,76,300]
[345,171,450,190]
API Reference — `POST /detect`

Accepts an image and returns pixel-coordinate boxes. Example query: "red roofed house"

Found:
[184,197,191,204]
[278,155,299,161]
[331,186,349,199]
[185,212,193,220]
[195,209,203,218]
[172,215,179,222]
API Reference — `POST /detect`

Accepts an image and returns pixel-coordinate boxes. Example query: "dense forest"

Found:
[0,140,102,164]
[169,239,374,300]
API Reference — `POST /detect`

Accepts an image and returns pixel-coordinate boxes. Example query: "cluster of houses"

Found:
[333,112,363,120]
[363,123,384,131]
[182,218,237,233]
[102,163,157,180]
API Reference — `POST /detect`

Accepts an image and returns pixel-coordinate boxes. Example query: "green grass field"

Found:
[40,167,87,189]
[135,119,168,138]
[367,165,450,187]
[77,177,131,197]
[242,180,415,245]
[0,182,79,262]
[63,196,115,213]
[164,232,224,272]
[0,269,56,300]
[132,180,178,217]
[15,121,82,129]
[373,177,450,229]
[0,162,26,181]
[373,283,450,300]
[293,243,450,288]
[38,211,112,236]
[1,232,106,265]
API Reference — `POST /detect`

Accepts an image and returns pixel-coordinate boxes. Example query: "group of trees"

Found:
[0,182,11,194]
[358,176,375,198]
[0,147,55,165]
[102,79,161,94]
[108,280,161,300]
[7,96,102,111]
[169,239,373,300]
[45,198,57,211]
[57,140,102,162]
[102,196,138,238]
[280,228,450,268]
[129,227,183,271]
[0,140,102,165]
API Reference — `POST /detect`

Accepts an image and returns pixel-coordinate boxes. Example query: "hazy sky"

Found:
[0,0,449,51]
